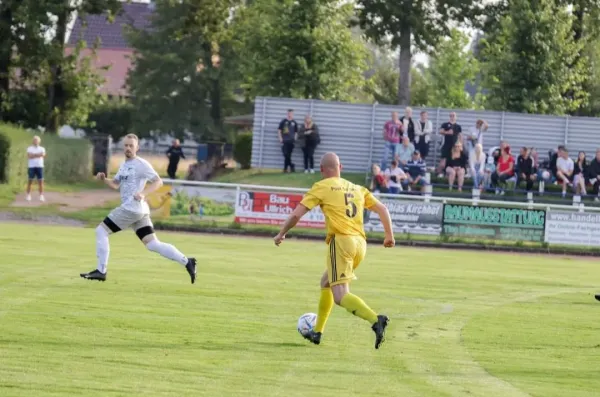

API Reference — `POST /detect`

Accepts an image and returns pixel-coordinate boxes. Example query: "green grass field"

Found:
[1,224,600,397]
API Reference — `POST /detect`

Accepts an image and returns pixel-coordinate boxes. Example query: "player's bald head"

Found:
[320,152,341,177]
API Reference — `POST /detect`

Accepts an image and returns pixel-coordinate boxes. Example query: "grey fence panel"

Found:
[502,113,565,157]
[566,116,600,158]
[251,96,600,173]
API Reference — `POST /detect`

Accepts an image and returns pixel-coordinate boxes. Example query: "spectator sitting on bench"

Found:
[588,149,600,201]
[403,150,427,193]
[492,146,515,195]
[517,147,536,193]
[396,136,414,167]
[446,143,467,192]
[556,147,574,198]
[573,151,589,196]
[384,159,406,194]
[370,164,389,194]
[469,143,486,189]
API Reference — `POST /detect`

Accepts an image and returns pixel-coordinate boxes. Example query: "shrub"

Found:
[233,131,252,170]
[0,133,9,183]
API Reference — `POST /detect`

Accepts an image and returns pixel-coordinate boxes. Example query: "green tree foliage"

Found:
[363,60,429,106]
[0,0,119,132]
[480,0,587,115]
[355,0,484,105]
[233,0,369,102]
[424,29,479,109]
[85,98,134,141]
[127,0,237,141]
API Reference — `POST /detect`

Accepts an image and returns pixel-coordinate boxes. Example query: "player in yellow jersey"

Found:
[274,152,395,349]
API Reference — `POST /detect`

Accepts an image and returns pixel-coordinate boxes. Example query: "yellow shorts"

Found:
[326,235,367,286]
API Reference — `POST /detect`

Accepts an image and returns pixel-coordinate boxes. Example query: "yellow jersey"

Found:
[300,177,379,242]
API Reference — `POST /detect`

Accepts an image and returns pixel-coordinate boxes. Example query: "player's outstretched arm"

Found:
[370,201,395,248]
[96,172,120,190]
[274,204,310,246]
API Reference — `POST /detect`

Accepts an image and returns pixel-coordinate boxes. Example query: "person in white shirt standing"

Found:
[466,119,488,155]
[80,134,197,283]
[26,135,46,202]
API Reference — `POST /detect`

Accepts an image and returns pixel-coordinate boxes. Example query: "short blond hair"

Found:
[125,133,139,142]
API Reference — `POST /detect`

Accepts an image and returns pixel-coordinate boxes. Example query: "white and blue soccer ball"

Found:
[297,312,317,336]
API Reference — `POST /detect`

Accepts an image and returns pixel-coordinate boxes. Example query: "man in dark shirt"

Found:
[403,150,427,192]
[278,109,297,173]
[587,149,600,199]
[437,112,462,176]
[516,147,536,192]
[166,139,186,179]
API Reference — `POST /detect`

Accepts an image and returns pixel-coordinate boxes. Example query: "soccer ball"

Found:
[297,312,317,336]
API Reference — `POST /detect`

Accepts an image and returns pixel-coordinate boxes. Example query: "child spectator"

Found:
[370,164,388,194]
[469,143,486,189]
[556,147,574,198]
[384,160,406,194]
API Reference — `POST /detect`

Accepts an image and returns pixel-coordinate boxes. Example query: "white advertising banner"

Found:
[544,211,600,247]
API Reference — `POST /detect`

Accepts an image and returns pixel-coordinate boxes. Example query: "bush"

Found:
[233,132,253,170]
[0,133,9,183]
[0,123,93,186]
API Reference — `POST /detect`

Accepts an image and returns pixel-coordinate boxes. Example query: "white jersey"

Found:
[113,157,160,214]
[27,145,45,168]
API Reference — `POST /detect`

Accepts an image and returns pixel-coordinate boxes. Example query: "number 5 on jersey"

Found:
[344,193,357,218]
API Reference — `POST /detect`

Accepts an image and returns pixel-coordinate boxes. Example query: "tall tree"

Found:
[355,0,484,105]
[233,0,369,102]
[42,0,120,133]
[480,0,587,115]
[424,29,479,109]
[127,0,237,140]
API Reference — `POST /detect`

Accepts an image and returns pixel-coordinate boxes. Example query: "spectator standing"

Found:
[403,150,427,193]
[278,109,298,173]
[573,151,589,195]
[399,107,415,143]
[26,135,46,202]
[466,119,488,155]
[492,147,515,194]
[381,111,403,169]
[437,112,462,176]
[384,160,406,194]
[556,147,574,198]
[446,143,467,191]
[297,115,320,174]
[469,143,486,189]
[588,149,600,200]
[166,139,186,179]
[396,136,415,167]
[414,111,432,160]
[370,164,388,194]
[516,147,536,192]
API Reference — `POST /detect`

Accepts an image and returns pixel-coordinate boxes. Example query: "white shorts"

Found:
[103,207,154,238]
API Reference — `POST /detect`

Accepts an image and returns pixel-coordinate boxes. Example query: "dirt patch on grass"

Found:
[10,190,119,213]
[0,211,85,227]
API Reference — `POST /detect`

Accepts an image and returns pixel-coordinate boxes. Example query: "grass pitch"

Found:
[1,224,600,397]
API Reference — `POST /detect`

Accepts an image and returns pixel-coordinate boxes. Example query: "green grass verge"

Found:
[1,224,599,396]
[211,168,366,188]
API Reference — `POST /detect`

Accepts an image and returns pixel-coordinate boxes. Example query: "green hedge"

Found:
[233,132,252,170]
[0,123,93,186]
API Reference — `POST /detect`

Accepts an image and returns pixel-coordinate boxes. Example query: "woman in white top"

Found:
[466,119,488,154]
[413,110,433,160]
[469,143,486,189]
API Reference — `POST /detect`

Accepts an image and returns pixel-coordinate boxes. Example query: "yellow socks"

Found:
[340,293,378,324]
[315,288,334,333]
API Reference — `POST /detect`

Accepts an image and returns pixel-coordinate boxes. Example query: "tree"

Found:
[233,0,369,102]
[363,60,429,106]
[127,0,237,141]
[355,0,484,105]
[424,29,479,109]
[480,0,587,115]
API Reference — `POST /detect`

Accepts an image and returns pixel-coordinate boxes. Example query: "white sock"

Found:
[96,226,110,274]
[146,239,188,266]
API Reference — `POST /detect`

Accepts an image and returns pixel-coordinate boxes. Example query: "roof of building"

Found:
[68,1,152,49]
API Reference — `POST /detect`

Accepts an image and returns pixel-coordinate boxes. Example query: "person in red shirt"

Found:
[491,146,515,194]
[369,164,389,193]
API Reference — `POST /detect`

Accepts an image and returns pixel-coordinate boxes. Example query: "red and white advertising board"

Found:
[234,190,325,228]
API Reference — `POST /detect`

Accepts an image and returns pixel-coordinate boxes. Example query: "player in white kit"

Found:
[80,134,197,283]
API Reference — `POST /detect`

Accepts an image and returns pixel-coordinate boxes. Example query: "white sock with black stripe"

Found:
[96,226,110,274]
